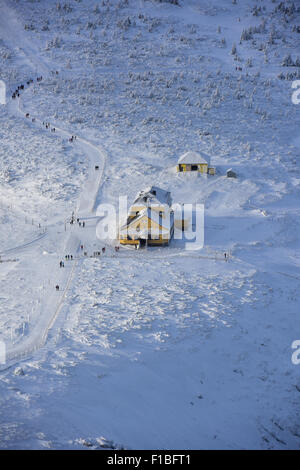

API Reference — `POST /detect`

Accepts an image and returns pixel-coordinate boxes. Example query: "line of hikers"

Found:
[11,74,75,143]
[69,216,85,227]
[11,76,57,133]
[42,121,55,132]
[10,76,61,133]
[12,76,42,99]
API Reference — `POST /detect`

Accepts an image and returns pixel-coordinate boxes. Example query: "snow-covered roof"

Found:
[178,151,211,165]
[132,186,172,207]
[120,207,172,233]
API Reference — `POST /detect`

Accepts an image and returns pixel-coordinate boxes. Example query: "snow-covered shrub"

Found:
[278,70,300,80]
[252,5,262,16]
[152,0,179,5]
[0,45,12,60]
[282,54,294,66]
[63,3,73,13]
[268,32,275,45]
[117,0,129,7]
[24,24,35,31]
[117,17,132,31]
[46,36,62,50]
[86,21,96,30]
[275,1,296,16]
[241,28,253,41]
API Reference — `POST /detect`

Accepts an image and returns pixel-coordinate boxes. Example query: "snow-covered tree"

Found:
[282,54,294,66]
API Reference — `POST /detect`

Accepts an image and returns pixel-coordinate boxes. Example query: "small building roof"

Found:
[178,151,211,166]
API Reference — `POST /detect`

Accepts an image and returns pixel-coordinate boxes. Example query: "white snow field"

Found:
[0,0,300,450]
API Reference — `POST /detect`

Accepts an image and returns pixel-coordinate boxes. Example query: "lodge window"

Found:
[191,165,198,171]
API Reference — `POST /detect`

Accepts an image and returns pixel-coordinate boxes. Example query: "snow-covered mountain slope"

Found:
[0,0,300,449]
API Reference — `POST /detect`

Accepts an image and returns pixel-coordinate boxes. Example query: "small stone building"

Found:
[226,169,237,178]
